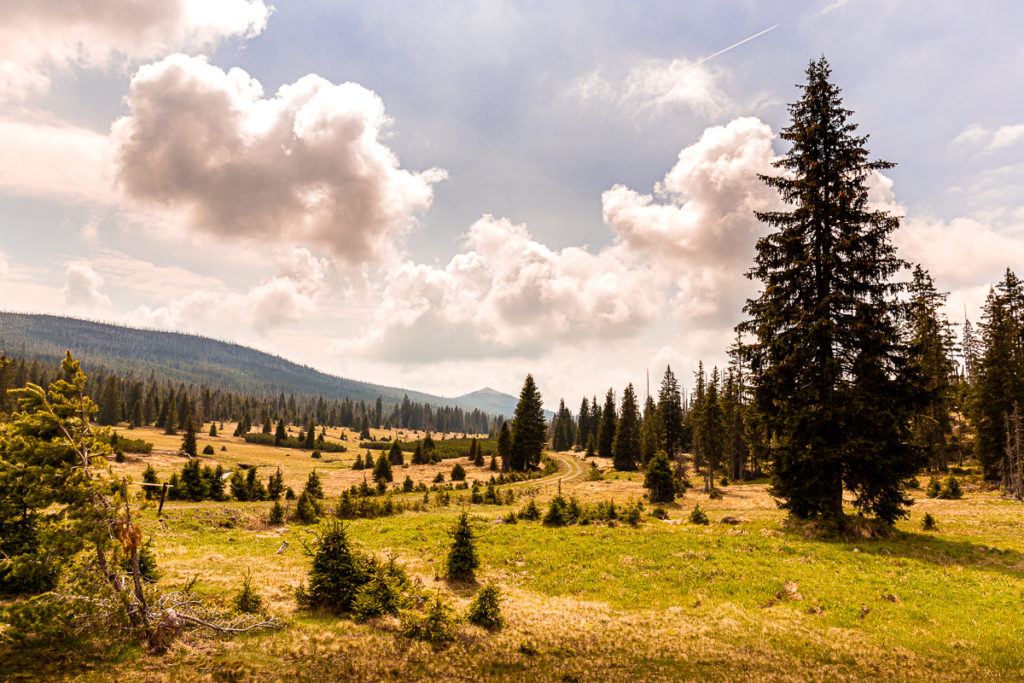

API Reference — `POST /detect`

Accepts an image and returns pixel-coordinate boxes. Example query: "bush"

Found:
[621,500,643,526]
[719,476,730,487]
[543,495,570,526]
[114,449,127,463]
[433,472,445,483]
[233,570,264,614]
[925,476,941,498]
[643,450,675,503]
[922,512,937,531]
[311,450,322,460]
[650,505,668,520]
[689,504,709,525]
[295,490,324,524]
[351,560,411,622]
[586,462,603,481]
[298,523,372,614]
[451,463,467,482]
[119,537,160,583]
[402,593,458,643]
[467,583,503,629]
[269,500,285,525]
[446,511,479,582]
[519,499,541,521]
[939,475,963,500]
[202,444,215,455]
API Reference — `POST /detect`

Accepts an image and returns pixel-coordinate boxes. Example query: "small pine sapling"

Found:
[689,504,709,525]
[446,511,479,582]
[234,570,264,614]
[466,583,503,629]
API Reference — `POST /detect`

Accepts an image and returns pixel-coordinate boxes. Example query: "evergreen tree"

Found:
[597,389,616,460]
[98,375,120,426]
[411,442,426,465]
[267,467,285,500]
[575,397,590,450]
[497,421,512,472]
[208,464,226,501]
[209,422,217,437]
[304,470,325,500]
[230,469,248,501]
[612,383,641,471]
[640,395,662,467]
[973,271,1024,479]
[657,366,685,458]
[274,419,287,447]
[142,464,160,500]
[180,415,198,458]
[509,374,546,471]
[472,439,484,467]
[373,452,393,483]
[304,420,316,449]
[388,440,404,466]
[446,511,479,582]
[906,266,956,471]
[180,458,206,501]
[644,450,676,503]
[738,57,922,525]
[163,388,178,435]
[695,369,725,493]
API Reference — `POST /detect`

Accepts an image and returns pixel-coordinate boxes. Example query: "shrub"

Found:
[651,505,668,520]
[926,476,941,498]
[689,504,709,525]
[351,560,411,622]
[719,476,730,487]
[446,511,479,582]
[269,500,285,525]
[708,489,723,500]
[643,451,675,503]
[298,523,372,613]
[295,490,324,524]
[373,453,393,483]
[114,449,127,463]
[402,593,458,643]
[120,537,160,583]
[543,495,569,526]
[433,472,445,483]
[311,450,322,460]
[939,475,963,500]
[922,512,937,531]
[403,475,415,492]
[304,470,325,499]
[202,444,215,455]
[233,570,264,614]
[467,583,503,629]
[519,499,541,521]
[621,500,643,526]
[451,463,467,482]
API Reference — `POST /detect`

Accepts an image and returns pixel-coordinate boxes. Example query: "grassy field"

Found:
[5,427,1024,681]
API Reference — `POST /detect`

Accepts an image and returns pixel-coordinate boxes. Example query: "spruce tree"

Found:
[373,452,393,483]
[180,415,198,458]
[267,467,285,500]
[739,57,921,525]
[497,421,512,472]
[388,440,404,466]
[446,511,479,582]
[305,470,325,500]
[695,369,725,493]
[612,383,641,471]
[597,389,616,460]
[274,419,287,447]
[473,439,484,467]
[640,395,662,467]
[304,420,316,449]
[163,388,178,435]
[509,375,546,471]
[98,375,120,426]
[644,450,676,503]
[657,366,685,458]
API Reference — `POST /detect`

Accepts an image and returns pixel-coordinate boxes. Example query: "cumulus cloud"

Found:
[602,116,780,326]
[0,0,270,100]
[574,58,728,118]
[61,264,111,309]
[351,215,665,362]
[113,54,445,263]
[952,122,1024,153]
[131,247,331,334]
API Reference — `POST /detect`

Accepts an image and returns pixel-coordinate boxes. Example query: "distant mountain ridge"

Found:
[0,312,521,417]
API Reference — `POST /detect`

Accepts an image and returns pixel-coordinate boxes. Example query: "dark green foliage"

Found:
[402,593,458,643]
[233,570,264,614]
[351,560,411,622]
[202,444,215,455]
[922,513,937,531]
[269,500,285,525]
[446,511,479,582]
[98,375,120,426]
[621,500,643,526]
[497,421,511,472]
[246,466,267,501]
[108,432,152,453]
[520,499,541,521]
[267,467,285,500]
[411,442,427,465]
[230,469,248,501]
[119,537,160,583]
[644,450,676,503]
[651,505,668,520]
[551,399,574,452]
[694,369,725,493]
[180,458,207,501]
[509,375,546,471]
[939,475,963,499]
[586,462,603,481]
[142,464,159,499]
[295,489,324,524]
[451,462,466,481]
[597,389,616,460]
[241,432,346,452]
[467,583,503,629]
[373,452,393,483]
[114,449,126,463]
[738,57,922,525]
[433,472,445,483]
[925,476,941,498]
[612,383,641,471]
[298,523,371,613]
[658,366,685,458]
[543,494,570,526]
[689,505,709,525]
[311,449,321,459]
[180,415,197,457]
[473,438,485,467]
[305,470,325,499]
[403,475,414,492]
[209,423,217,437]
[388,440,404,466]
[352,453,365,470]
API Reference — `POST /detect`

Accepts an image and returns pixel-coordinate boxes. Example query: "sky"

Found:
[1,1,1023,408]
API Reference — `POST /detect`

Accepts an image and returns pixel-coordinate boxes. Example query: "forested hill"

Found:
[0,312,519,416]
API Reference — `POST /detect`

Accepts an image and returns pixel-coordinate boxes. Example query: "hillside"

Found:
[0,312,519,416]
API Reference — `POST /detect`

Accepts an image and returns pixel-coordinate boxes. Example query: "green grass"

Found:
[5,450,1024,681]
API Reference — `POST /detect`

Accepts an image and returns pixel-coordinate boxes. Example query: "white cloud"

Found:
[113,54,446,264]
[0,250,8,278]
[61,263,111,310]
[952,122,1024,153]
[0,0,270,100]
[0,117,116,203]
[130,247,331,335]
[574,58,728,118]
[350,215,665,362]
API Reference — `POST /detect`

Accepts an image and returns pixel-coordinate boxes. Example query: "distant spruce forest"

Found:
[0,312,514,434]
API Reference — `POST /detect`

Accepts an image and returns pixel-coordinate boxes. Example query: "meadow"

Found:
[6,424,1024,682]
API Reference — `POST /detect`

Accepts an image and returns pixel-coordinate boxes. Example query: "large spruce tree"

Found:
[657,366,685,459]
[509,375,546,471]
[739,57,921,526]
[612,383,641,471]
[597,389,616,460]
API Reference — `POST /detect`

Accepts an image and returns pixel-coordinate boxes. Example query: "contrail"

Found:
[695,24,780,66]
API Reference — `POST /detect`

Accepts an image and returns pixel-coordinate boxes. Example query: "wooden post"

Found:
[158,482,168,516]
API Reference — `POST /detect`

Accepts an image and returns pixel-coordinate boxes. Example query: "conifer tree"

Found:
[644,450,676,503]
[613,384,641,471]
[267,467,285,500]
[657,366,685,458]
[597,389,616,460]
[98,375,120,426]
[640,395,662,467]
[472,439,484,467]
[304,470,325,500]
[446,511,479,582]
[304,420,316,449]
[142,464,160,499]
[509,374,546,471]
[373,452,393,483]
[695,369,725,493]
[575,397,590,450]
[274,419,287,447]
[739,57,921,525]
[388,440,404,466]
[497,421,512,472]
[163,388,178,435]
[181,415,198,458]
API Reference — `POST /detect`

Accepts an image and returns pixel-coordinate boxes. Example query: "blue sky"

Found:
[1,1,1022,406]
